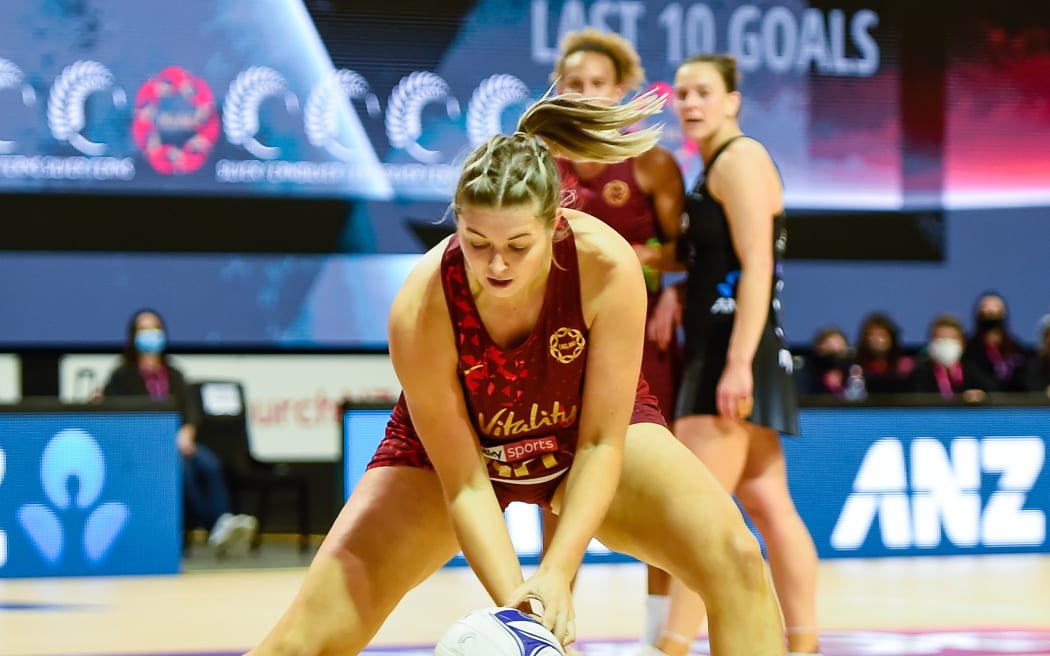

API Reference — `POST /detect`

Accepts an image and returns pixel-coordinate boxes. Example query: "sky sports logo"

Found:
[482,436,559,463]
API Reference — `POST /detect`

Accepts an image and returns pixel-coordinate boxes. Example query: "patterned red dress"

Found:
[368,222,664,508]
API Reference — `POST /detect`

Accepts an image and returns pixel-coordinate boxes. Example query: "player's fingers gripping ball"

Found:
[434,607,565,655]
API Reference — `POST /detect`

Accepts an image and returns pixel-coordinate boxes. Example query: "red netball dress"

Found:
[368,221,664,508]
[556,158,682,422]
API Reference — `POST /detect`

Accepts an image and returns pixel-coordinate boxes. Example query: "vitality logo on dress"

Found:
[478,401,578,438]
[17,428,128,564]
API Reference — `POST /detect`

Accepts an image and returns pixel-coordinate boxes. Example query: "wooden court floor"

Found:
[2,552,1049,656]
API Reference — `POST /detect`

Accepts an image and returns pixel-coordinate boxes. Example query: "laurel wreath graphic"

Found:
[0,58,21,89]
[304,69,380,160]
[222,66,299,160]
[0,57,35,104]
[385,71,459,164]
[0,58,36,154]
[466,74,530,148]
[47,60,124,156]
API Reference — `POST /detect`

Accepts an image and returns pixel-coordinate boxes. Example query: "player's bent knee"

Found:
[729,530,767,588]
[704,526,767,594]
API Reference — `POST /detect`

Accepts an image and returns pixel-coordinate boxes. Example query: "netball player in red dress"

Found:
[547,28,686,648]
[247,93,785,656]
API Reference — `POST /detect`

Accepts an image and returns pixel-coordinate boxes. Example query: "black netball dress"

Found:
[675,136,799,435]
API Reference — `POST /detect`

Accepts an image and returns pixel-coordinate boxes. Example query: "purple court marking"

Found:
[80,629,1050,656]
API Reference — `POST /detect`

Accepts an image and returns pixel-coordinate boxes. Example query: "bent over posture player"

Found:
[246,91,785,656]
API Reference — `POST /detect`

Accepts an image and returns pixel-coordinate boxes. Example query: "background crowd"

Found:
[798,292,1050,401]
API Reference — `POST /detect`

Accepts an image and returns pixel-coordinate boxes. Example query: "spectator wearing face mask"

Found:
[964,292,1030,392]
[1024,315,1050,398]
[805,326,852,397]
[910,314,994,402]
[101,308,258,557]
[852,312,914,395]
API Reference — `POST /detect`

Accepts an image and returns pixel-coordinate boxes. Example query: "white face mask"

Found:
[929,337,963,367]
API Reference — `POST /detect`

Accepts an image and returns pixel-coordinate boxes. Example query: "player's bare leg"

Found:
[247,467,459,656]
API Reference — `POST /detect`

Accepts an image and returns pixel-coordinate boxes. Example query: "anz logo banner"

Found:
[344,404,1050,565]
[786,407,1050,558]
[0,411,181,578]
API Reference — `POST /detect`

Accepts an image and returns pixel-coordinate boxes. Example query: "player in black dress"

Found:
[647,55,820,656]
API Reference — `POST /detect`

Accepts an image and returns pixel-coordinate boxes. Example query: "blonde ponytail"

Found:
[455,91,666,227]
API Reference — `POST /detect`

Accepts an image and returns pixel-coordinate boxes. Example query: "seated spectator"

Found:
[806,326,851,396]
[853,312,914,394]
[101,308,258,557]
[964,291,1030,392]
[1025,315,1050,397]
[911,314,994,402]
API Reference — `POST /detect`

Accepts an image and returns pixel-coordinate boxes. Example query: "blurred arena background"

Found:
[1,1,1048,654]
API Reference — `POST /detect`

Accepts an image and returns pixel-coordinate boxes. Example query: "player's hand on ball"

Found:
[505,569,576,647]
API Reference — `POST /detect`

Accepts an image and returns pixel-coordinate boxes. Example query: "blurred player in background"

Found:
[545,29,686,649]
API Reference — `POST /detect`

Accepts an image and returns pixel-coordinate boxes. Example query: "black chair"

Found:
[188,381,312,553]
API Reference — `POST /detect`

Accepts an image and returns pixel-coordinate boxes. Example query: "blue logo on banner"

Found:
[785,407,1050,558]
[18,429,128,564]
[1,411,180,578]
